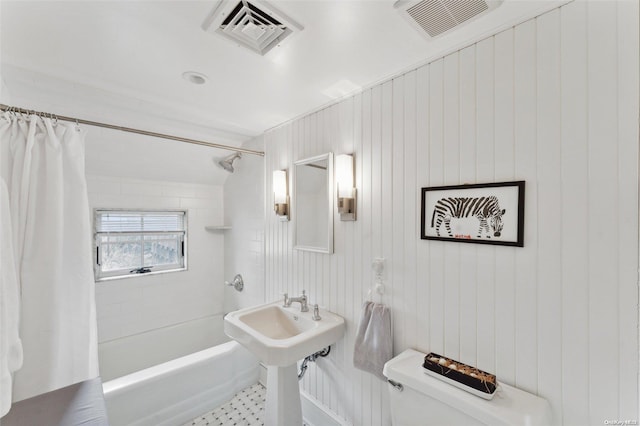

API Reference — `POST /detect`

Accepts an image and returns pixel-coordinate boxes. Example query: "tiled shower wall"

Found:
[223,136,266,312]
[87,175,225,343]
[263,2,639,425]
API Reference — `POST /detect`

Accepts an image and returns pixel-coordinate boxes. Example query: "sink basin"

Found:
[224,301,345,366]
[238,305,315,339]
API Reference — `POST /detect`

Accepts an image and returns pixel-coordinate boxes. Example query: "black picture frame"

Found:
[420,181,525,247]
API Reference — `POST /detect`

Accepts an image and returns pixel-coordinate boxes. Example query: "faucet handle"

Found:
[282,292,289,307]
[312,304,321,321]
[302,290,306,298]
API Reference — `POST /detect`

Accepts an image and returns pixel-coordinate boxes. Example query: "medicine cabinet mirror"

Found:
[294,152,334,253]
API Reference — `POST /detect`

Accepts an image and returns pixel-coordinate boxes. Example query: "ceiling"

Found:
[0,0,566,184]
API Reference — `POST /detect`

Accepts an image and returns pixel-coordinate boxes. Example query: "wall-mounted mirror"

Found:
[294,152,334,253]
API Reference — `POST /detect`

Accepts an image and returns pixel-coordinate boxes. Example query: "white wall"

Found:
[223,136,266,312]
[0,30,11,181]
[87,175,225,343]
[0,79,9,182]
[263,2,639,425]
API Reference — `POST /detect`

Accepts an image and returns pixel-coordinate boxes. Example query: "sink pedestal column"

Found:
[265,364,302,426]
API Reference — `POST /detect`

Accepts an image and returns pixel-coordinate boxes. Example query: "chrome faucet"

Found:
[284,290,309,312]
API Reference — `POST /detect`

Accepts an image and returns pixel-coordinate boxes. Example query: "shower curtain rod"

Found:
[0,103,265,157]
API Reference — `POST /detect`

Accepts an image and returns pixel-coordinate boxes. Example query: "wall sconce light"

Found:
[273,169,289,221]
[336,153,356,221]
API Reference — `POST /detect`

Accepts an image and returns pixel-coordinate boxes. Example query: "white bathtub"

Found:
[100,316,260,426]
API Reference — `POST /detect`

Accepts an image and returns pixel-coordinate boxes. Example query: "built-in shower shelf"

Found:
[205,225,232,232]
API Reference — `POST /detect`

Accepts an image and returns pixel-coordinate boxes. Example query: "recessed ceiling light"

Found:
[182,71,209,85]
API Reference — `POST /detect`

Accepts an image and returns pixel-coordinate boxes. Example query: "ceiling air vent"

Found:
[394,0,503,38]
[202,0,303,56]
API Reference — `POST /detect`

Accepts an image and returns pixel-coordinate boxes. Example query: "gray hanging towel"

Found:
[353,301,392,380]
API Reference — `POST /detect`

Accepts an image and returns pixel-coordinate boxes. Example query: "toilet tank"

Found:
[383,349,553,426]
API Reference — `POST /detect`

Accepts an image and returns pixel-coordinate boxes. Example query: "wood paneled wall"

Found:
[264,2,639,424]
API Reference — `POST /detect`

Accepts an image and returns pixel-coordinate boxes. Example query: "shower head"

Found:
[217,152,242,173]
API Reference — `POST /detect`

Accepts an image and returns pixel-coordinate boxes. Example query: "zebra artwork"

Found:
[431,196,506,239]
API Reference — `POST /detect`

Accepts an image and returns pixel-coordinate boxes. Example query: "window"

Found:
[94,210,187,280]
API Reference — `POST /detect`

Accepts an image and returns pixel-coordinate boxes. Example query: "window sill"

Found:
[95,267,187,283]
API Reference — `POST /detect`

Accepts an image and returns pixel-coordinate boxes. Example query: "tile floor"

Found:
[181,383,266,426]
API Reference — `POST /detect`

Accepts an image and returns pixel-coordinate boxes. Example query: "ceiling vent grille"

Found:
[202,0,303,56]
[395,0,503,38]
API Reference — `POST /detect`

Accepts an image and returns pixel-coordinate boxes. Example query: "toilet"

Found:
[383,349,553,426]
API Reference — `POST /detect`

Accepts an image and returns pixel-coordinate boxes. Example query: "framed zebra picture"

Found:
[420,181,525,247]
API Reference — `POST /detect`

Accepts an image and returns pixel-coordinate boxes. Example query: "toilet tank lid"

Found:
[383,349,553,426]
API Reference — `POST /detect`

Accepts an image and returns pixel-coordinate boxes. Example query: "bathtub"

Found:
[100,315,260,426]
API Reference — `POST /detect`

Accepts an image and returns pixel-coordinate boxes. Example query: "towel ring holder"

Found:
[367,282,385,303]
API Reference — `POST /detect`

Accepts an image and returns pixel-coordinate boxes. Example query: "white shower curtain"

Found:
[0,113,98,403]
[1,179,23,417]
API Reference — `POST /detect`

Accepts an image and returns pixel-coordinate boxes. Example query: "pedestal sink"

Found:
[224,301,345,426]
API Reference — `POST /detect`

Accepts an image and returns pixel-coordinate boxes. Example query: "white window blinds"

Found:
[96,211,185,233]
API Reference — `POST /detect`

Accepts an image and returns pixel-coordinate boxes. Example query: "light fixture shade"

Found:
[336,154,354,198]
[273,170,287,204]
